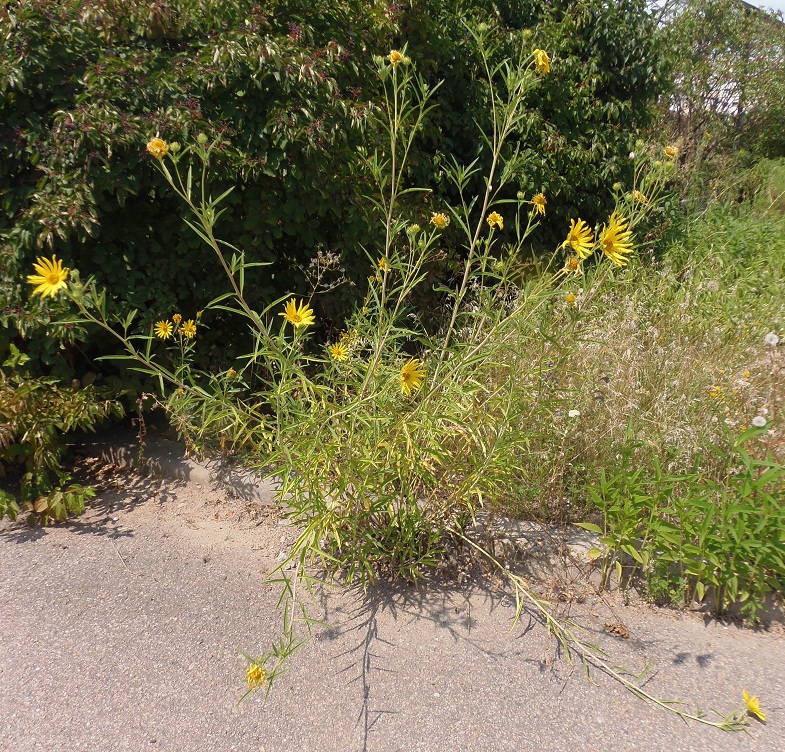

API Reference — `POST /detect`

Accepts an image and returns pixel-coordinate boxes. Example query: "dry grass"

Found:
[504,162,785,519]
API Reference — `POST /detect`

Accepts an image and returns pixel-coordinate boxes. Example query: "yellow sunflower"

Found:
[599,212,634,267]
[378,257,389,272]
[27,255,69,298]
[246,663,267,690]
[665,145,679,159]
[388,50,405,67]
[743,691,766,722]
[146,137,169,160]
[154,320,173,339]
[329,342,349,361]
[531,193,547,216]
[562,218,594,260]
[562,255,584,276]
[430,212,450,229]
[486,211,504,230]
[172,313,182,324]
[280,298,315,328]
[533,49,550,75]
[181,319,197,338]
[400,358,425,396]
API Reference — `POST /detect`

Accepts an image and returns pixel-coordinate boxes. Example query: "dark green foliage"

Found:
[1,0,393,362]
[399,0,668,246]
[1,0,667,375]
[0,345,124,523]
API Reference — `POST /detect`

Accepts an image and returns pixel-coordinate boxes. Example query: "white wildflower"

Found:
[751,416,767,428]
[568,409,581,419]
[764,331,780,346]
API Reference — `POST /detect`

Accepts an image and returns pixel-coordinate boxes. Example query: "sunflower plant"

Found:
[34,27,750,730]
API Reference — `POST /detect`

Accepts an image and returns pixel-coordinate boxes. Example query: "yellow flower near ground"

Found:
[154,320,173,339]
[246,663,267,690]
[400,358,425,396]
[181,319,197,338]
[566,292,576,305]
[172,313,182,324]
[146,137,169,160]
[563,255,584,275]
[378,257,389,272]
[562,218,594,259]
[533,49,550,75]
[280,298,315,328]
[743,691,766,722]
[388,50,405,67]
[531,193,547,216]
[632,190,648,203]
[329,342,349,361]
[27,255,69,298]
[430,212,450,229]
[486,211,504,230]
[665,145,679,159]
[599,212,634,266]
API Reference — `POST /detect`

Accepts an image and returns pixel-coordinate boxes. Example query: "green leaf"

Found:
[575,522,603,534]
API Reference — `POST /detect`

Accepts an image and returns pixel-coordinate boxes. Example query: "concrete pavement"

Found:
[1,466,783,751]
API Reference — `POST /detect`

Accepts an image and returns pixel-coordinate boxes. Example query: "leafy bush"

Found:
[398,0,669,246]
[0,345,124,524]
[1,0,668,380]
[0,0,392,373]
[581,427,785,624]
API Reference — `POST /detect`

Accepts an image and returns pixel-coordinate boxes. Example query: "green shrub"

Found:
[581,427,785,624]
[0,345,124,524]
[398,0,669,247]
[0,0,392,374]
[1,0,668,381]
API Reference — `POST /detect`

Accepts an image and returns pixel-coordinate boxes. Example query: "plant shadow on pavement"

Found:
[0,472,178,544]
[305,557,655,752]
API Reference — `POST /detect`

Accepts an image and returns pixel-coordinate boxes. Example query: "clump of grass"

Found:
[518,167,785,517]
[525,161,785,623]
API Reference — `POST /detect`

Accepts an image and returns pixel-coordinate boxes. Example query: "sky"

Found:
[650,0,785,17]
[755,1,785,13]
